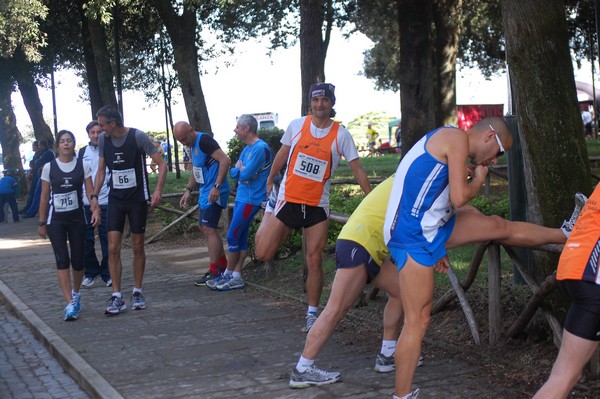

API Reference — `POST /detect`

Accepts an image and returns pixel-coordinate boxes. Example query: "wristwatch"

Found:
[39,221,46,226]
[213,183,221,189]
[186,186,194,192]
[90,194,98,200]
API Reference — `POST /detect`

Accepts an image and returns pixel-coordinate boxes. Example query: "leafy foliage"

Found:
[226,127,283,165]
[469,194,510,219]
[0,0,48,62]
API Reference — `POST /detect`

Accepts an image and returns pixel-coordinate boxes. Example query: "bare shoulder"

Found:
[427,127,467,162]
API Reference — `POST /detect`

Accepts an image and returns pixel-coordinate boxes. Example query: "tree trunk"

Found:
[152,0,211,132]
[300,0,331,116]
[433,0,461,127]
[77,0,103,118]
[398,0,437,154]
[0,61,25,179]
[87,15,118,110]
[501,0,592,279]
[15,68,53,145]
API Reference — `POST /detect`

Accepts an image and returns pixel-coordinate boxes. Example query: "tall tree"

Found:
[299,0,333,115]
[0,0,48,176]
[500,0,592,278]
[356,0,462,153]
[397,0,437,152]
[150,0,212,131]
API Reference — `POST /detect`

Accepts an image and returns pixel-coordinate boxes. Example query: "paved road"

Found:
[0,300,90,399]
[0,216,524,398]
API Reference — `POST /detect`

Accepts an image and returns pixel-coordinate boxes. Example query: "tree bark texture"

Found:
[77,0,103,118]
[398,0,437,154]
[15,69,53,145]
[87,15,118,110]
[152,0,212,132]
[0,61,25,178]
[433,0,461,127]
[501,0,592,278]
[300,0,330,116]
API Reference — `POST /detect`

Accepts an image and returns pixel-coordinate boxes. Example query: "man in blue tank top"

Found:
[94,105,167,316]
[174,121,231,286]
[384,117,513,399]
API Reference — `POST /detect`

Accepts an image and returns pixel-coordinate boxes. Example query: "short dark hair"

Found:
[96,105,123,127]
[86,120,100,133]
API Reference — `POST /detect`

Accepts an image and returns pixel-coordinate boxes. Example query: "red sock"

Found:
[208,263,219,274]
[218,256,228,270]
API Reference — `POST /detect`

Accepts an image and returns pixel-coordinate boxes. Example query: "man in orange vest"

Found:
[255,83,371,332]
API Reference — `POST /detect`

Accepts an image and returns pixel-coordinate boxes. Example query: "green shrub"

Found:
[468,195,510,218]
[227,128,284,165]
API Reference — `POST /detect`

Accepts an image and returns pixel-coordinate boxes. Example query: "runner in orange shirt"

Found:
[534,189,598,399]
[255,83,371,332]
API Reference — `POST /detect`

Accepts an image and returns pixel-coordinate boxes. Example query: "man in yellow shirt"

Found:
[289,175,583,393]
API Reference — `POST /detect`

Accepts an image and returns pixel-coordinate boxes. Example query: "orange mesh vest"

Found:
[284,116,340,206]
[557,187,600,283]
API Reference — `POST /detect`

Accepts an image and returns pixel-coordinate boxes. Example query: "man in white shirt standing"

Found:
[79,121,111,288]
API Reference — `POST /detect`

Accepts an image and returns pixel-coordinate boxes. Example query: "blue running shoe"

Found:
[64,302,79,321]
[206,273,231,290]
[216,276,245,291]
[72,293,81,314]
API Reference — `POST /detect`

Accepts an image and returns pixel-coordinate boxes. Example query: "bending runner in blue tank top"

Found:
[174,121,231,286]
[384,117,513,399]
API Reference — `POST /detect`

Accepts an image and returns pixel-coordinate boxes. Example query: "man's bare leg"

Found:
[375,260,404,341]
[202,225,225,265]
[131,233,145,289]
[254,214,289,261]
[304,220,329,309]
[394,256,434,397]
[447,206,566,250]
[533,330,599,399]
[108,231,123,292]
[302,266,368,359]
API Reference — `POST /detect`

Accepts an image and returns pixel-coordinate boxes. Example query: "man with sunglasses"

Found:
[173,121,231,285]
[384,116,512,399]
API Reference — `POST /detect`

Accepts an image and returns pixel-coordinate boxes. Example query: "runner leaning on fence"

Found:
[288,173,583,391]
[383,117,586,399]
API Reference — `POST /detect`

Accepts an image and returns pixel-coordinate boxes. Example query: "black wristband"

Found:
[39,221,46,226]
[186,186,194,192]
[90,194,98,200]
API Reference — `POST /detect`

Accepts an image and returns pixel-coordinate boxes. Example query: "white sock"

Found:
[380,340,396,357]
[133,287,142,294]
[224,269,233,276]
[113,292,122,299]
[393,394,411,399]
[307,306,318,315]
[71,289,80,298]
[232,271,241,279]
[296,356,314,372]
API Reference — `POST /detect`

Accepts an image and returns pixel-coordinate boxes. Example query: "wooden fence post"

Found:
[488,243,502,344]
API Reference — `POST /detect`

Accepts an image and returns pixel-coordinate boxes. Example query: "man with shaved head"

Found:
[173,121,231,285]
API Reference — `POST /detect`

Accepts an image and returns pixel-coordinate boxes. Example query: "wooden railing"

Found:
[149,176,600,376]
